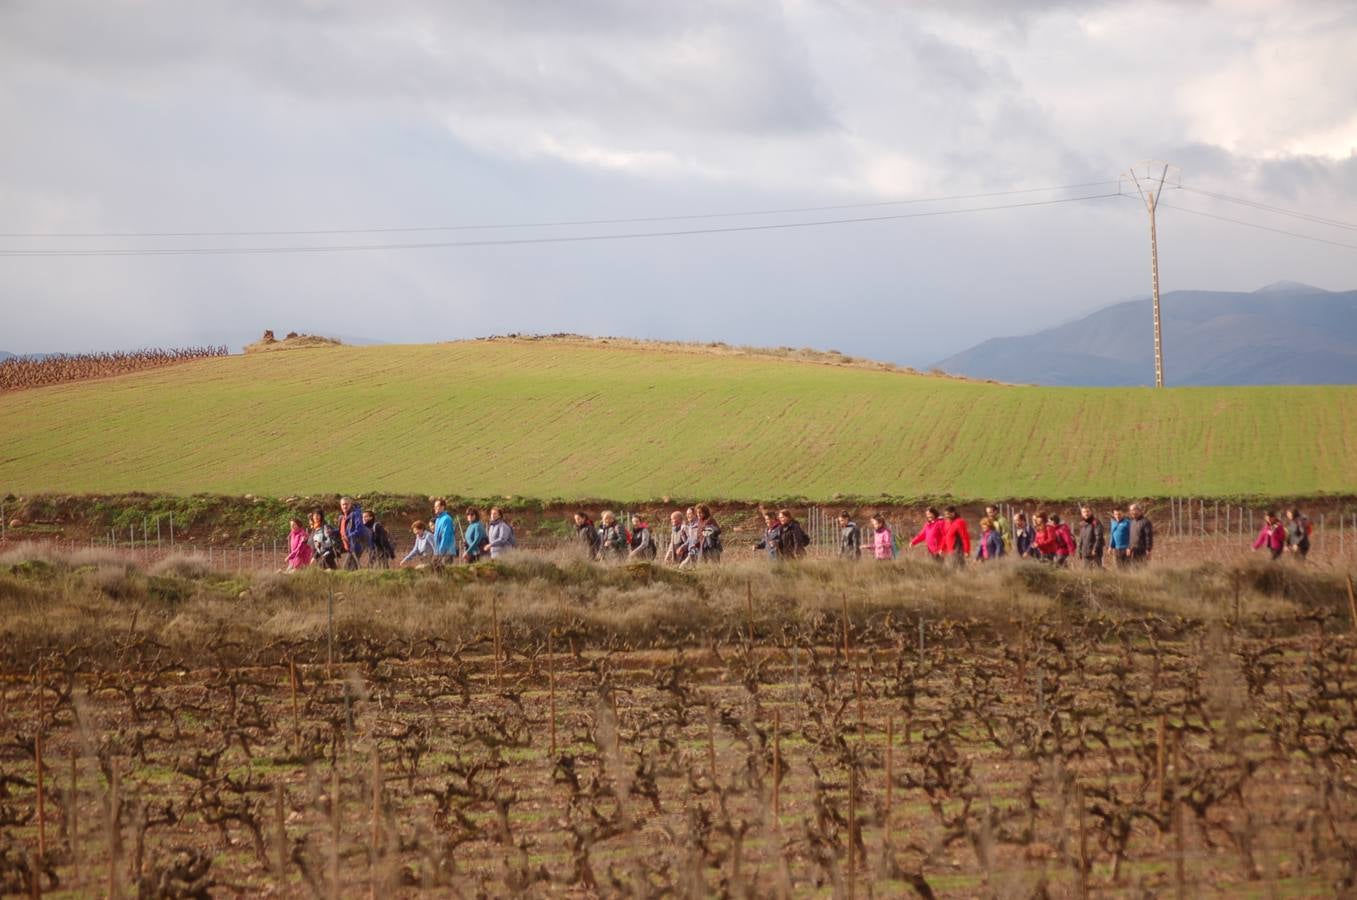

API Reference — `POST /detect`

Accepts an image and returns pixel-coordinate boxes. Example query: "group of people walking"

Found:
[1250,509,1313,560]
[744,503,1157,568]
[283,497,1316,572]
[894,503,1158,568]
[574,505,720,565]
[580,502,1155,569]
[287,497,516,570]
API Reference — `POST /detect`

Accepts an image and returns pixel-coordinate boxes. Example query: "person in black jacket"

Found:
[753,509,783,560]
[363,509,397,569]
[1075,505,1105,568]
[627,514,657,560]
[838,511,861,559]
[1127,504,1153,563]
[574,512,601,560]
[1012,512,1038,559]
[1285,508,1312,559]
[776,509,811,559]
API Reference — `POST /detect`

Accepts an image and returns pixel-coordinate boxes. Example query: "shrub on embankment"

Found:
[1,544,1349,669]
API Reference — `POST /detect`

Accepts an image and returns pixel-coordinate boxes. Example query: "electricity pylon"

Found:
[1122,162,1180,388]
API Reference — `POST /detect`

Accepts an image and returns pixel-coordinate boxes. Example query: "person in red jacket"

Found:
[940,506,971,566]
[1032,512,1060,562]
[1049,513,1075,567]
[909,507,946,560]
[1252,511,1286,561]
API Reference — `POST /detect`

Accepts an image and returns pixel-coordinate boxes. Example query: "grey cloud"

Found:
[1,0,1355,365]
[0,1,836,138]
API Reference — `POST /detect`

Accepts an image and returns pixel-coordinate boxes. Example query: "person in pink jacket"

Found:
[909,507,945,560]
[286,517,313,570]
[1252,512,1286,561]
[870,514,895,560]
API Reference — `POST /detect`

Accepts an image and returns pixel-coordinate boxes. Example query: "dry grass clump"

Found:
[148,553,213,579]
[0,551,1342,668]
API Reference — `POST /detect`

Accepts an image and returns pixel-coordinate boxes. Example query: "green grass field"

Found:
[1,339,1353,501]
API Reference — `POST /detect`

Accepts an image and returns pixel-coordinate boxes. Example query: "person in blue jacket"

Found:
[1107,506,1131,567]
[462,507,489,563]
[339,496,372,571]
[432,498,458,567]
[975,517,1004,562]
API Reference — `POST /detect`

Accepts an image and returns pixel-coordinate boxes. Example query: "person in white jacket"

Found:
[401,520,438,566]
[487,507,517,559]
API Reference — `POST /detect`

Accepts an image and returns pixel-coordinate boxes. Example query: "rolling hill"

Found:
[0,337,1354,501]
[932,282,1357,386]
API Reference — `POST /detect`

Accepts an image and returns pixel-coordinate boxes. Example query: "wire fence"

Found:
[1,499,1354,572]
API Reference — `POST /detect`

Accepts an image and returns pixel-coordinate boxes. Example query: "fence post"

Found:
[169,513,174,548]
[1321,514,1326,557]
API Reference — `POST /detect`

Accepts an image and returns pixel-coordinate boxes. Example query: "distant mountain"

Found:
[932,283,1357,386]
[0,351,13,362]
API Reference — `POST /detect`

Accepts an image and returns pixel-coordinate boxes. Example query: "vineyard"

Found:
[3,549,1357,895]
[0,346,227,393]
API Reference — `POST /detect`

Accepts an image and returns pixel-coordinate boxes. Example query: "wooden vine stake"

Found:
[370,748,382,850]
[706,709,718,781]
[884,716,894,829]
[772,708,781,820]
[69,749,79,884]
[547,633,557,757]
[492,593,503,692]
[746,581,755,653]
[107,767,120,900]
[288,657,301,752]
[1076,785,1089,900]
[34,723,45,861]
[1173,733,1186,900]
[273,782,286,885]
[847,765,857,900]
[1155,715,1167,808]
[329,766,341,900]
[841,592,851,662]
[1346,574,1357,633]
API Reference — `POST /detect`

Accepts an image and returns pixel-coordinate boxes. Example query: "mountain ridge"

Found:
[932,283,1357,386]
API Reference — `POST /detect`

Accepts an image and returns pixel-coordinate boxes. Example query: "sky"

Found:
[1,0,1355,366]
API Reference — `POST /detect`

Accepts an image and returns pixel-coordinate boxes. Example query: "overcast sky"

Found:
[2,0,1355,365]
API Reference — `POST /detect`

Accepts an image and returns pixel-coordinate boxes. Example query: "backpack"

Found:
[702,525,722,552]
[796,526,811,549]
[890,529,900,559]
[315,524,342,555]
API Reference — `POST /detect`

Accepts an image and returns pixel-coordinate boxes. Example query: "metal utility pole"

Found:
[1124,161,1179,388]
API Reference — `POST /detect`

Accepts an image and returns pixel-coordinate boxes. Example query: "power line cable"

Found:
[0,191,1123,258]
[1158,200,1357,252]
[0,180,1119,239]
[1180,186,1357,232]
